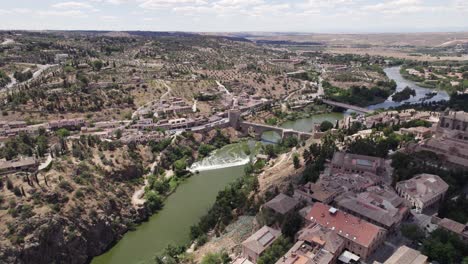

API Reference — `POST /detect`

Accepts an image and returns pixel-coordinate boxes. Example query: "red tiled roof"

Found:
[306,203,384,247]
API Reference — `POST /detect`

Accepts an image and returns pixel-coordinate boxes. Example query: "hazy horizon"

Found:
[1,0,468,33]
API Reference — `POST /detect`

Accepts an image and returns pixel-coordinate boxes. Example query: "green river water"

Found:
[91,113,343,264]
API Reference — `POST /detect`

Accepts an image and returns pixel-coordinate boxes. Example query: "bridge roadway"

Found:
[240,121,314,141]
[321,99,373,114]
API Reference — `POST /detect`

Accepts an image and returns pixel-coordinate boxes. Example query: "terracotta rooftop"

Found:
[306,203,385,247]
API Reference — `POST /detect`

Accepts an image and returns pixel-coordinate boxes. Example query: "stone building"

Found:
[396,174,448,213]
[241,226,281,263]
[380,245,428,264]
[437,110,468,135]
[330,152,387,177]
[335,185,409,231]
[306,203,387,261]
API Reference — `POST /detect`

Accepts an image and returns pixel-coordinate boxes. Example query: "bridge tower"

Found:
[228,108,241,130]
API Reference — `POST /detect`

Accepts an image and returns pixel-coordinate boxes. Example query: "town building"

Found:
[294,172,380,204]
[153,97,193,118]
[437,110,468,135]
[407,136,468,168]
[396,174,449,213]
[264,193,299,216]
[275,240,337,264]
[48,118,86,130]
[379,245,428,264]
[0,157,38,175]
[241,226,281,263]
[434,217,468,241]
[399,126,432,140]
[306,203,387,261]
[330,152,387,177]
[335,185,409,230]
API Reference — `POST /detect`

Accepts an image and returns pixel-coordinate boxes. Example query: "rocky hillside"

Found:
[0,137,153,264]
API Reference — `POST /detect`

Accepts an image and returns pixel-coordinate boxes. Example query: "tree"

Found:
[92,60,103,71]
[422,229,468,264]
[264,144,277,158]
[145,191,163,213]
[281,212,303,238]
[56,128,70,138]
[320,120,334,132]
[401,224,425,242]
[257,237,292,264]
[115,129,122,139]
[199,144,215,157]
[173,158,188,177]
[293,154,300,169]
[200,252,231,264]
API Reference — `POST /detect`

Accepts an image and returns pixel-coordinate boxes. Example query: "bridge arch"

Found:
[261,130,282,144]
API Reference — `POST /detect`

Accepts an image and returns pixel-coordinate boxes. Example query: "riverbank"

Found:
[367,66,450,110]
[190,138,313,262]
[91,136,259,264]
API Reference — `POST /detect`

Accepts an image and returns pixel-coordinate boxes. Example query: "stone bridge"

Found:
[239,121,314,141]
[228,109,315,141]
[321,99,373,114]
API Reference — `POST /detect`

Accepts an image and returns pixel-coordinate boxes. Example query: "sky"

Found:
[0,0,468,33]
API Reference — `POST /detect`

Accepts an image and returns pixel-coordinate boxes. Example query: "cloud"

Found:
[52,1,95,9]
[0,8,33,16]
[37,10,88,18]
[100,15,118,21]
[244,3,290,17]
[361,0,428,14]
[139,0,207,10]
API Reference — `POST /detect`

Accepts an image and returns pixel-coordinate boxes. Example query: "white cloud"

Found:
[37,10,88,18]
[361,0,428,14]
[100,15,118,21]
[139,0,207,10]
[244,3,290,17]
[52,1,95,9]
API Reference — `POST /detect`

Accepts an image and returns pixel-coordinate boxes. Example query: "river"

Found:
[368,66,450,110]
[261,113,344,143]
[92,142,258,264]
[92,66,434,264]
[91,113,342,264]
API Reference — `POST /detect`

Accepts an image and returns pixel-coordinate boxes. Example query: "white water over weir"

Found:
[188,141,258,172]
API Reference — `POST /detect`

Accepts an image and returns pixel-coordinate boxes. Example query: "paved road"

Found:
[2,64,57,91]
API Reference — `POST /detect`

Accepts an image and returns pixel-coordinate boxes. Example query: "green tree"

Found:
[401,224,425,242]
[92,60,103,71]
[281,212,303,238]
[257,236,292,264]
[56,128,70,138]
[293,154,300,169]
[145,191,163,213]
[200,252,231,264]
[199,144,215,157]
[173,158,187,177]
[320,120,334,132]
